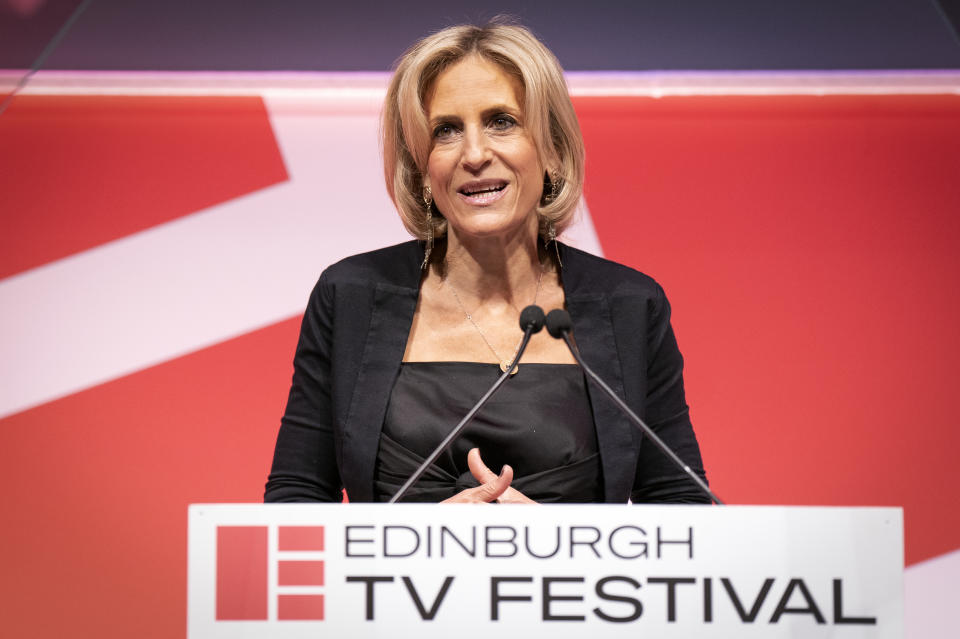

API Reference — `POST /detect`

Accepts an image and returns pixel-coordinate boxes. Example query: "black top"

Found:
[373,362,603,503]
[264,240,709,504]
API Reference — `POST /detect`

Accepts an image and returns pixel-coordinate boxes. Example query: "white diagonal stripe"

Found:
[0,92,602,419]
[0,101,399,418]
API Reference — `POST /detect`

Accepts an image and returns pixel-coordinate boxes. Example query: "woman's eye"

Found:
[433,124,457,139]
[490,115,516,130]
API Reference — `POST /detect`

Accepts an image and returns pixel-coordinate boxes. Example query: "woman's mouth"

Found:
[458,180,508,205]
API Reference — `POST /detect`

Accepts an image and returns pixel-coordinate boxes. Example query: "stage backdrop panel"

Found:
[1,78,958,638]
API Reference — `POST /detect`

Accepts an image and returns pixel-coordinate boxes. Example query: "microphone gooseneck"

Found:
[388,305,546,503]
[544,309,724,505]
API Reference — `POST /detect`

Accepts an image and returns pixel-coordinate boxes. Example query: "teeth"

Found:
[463,184,505,195]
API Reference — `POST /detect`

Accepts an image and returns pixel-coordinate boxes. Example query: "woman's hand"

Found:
[440,449,514,503]
[446,448,537,504]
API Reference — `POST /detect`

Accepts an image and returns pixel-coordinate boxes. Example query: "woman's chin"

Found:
[447,212,539,243]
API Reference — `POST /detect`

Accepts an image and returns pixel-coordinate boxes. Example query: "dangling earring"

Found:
[422,186,433,270]
[544,172,562,267]
[547,219,562,268]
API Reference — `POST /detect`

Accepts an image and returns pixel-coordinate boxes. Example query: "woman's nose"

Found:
[461,128,492,171]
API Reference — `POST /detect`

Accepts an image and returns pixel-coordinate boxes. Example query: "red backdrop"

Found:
[1,91,957,637]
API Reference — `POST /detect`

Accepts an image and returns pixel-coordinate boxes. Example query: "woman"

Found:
[264,21,709,504]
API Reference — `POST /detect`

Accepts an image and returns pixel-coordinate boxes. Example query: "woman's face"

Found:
[424,56,543,244]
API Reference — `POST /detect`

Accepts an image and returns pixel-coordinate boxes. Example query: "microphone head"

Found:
[519,305,546,333]
[545,309,573,338]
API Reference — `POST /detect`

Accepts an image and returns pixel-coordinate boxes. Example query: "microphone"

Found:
[388,305,546,503]
[545,309,724,505]
[519,304,546,332]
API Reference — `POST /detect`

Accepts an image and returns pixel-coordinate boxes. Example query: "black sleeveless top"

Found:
[373,362,604,502]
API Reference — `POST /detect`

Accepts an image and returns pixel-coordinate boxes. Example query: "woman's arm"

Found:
[264,273,343,502]
[630,284,711,504]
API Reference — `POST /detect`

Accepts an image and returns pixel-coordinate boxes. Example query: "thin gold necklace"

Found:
[445,266,544,375]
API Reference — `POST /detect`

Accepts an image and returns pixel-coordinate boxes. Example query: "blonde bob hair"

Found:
[382,20,585,242]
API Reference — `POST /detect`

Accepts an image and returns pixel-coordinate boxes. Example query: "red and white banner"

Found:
[1,71,958,637]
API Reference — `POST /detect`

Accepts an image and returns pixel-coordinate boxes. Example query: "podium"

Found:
[188,504,903,638]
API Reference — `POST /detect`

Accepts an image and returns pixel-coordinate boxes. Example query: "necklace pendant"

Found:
[500,360,518,376]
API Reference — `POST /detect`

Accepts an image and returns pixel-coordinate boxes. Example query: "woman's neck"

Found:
[440,229,545,308]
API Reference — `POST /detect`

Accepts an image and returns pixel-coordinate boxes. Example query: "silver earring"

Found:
[550,175,560,201]
[422,186,433,270]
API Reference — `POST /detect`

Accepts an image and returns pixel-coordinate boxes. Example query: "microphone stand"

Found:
[388,306,545,503]
[547,310,724,505]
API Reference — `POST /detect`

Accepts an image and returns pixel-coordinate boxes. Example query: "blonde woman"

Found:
[265,21,709,504]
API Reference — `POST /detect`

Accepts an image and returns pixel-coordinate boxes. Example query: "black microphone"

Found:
[545,309,724,505]
[388,305,546,503]
[519,304,547,332]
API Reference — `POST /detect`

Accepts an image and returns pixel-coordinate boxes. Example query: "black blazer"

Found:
[265,240,708,503]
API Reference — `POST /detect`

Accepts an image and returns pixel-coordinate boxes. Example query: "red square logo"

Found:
[216,525,325,621]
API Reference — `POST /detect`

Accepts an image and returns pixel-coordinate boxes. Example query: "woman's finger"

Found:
[441,452,513,503]
[474,463,513,502]
[467,447,499,484]
[440,479,509,503]
[465,447,536,504]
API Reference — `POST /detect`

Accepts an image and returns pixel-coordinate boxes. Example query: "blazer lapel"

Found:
[340,247,422,502]
[561,245,637,502]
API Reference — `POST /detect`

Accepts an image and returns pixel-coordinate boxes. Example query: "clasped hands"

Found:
[441,448,537,504]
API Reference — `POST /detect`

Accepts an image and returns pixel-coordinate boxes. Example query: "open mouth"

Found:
[459,181,507,197]
[457,180,508,205]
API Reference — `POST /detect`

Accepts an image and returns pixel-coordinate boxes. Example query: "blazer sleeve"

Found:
[264,272,343,502]
[630,283,711,503]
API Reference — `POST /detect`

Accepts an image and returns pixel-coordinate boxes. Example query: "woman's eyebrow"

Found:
[429,104,521,126]
[428,114,461,126]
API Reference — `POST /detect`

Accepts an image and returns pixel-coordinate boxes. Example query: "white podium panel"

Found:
[188,504,903,638]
